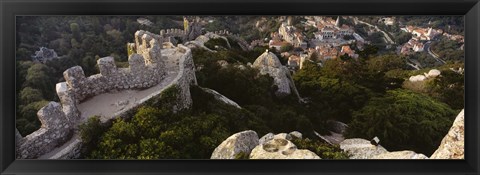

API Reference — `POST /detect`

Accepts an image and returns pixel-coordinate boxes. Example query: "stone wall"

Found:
[16,102,73,159]
[160,28,186,38]
[16,31,197,159]
[168,45,197,111]
[65,30,166,103]
[113,44,197,117]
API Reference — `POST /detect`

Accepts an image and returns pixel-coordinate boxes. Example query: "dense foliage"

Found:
[401,63,465,110]
[193,47,329,135]
[81,84,346,159]
[345,89,456,156]
[293,53,406,122]
[81,85,230,159]
[430,36,465,61]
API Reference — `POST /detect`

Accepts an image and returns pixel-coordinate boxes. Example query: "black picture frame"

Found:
[1,0,479,174]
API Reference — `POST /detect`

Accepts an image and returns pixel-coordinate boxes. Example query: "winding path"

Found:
[352,17,395,45]
[424,41,446,64]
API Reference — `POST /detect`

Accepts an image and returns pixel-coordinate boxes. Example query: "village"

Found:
[231,16,466,72]
[29,16,465,73]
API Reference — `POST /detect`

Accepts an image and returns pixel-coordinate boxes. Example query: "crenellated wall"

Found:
[64,30,167,104]
[16,102,73,159]
[16,30,197,159]
[160,28,187,38]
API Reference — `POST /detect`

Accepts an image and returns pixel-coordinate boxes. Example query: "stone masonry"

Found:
[16,30,197,159]
[16,102,72,159]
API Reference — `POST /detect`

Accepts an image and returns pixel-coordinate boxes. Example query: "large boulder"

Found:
[430,109,464,159]
[326,120,348,134]
[259,133,275,145]
[339,138,388,159]
[340,138,428,159]
[373,151,428,159]
[201,87,241,109]
[273,133,292,140]
[259,133,296,146]
[252,52,293,97]
[315,131,344,145]
[409,75,427,82]
[249,138,320,159]
[424,69,441,78]
[210,130,259,159]
[289,131,302,139]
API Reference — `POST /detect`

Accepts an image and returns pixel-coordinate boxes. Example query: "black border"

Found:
[1,0,479,175]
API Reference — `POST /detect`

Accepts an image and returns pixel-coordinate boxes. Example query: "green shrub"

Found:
[345,89,456,156]
[291,138,349,159]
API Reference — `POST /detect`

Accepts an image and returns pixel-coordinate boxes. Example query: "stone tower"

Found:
[183,16,189,33]
[287,16,293,26]
[336,16,341,27]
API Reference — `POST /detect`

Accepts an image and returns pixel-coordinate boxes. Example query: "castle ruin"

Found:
[16,30,197,159]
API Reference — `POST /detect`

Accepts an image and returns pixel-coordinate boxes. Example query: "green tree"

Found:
[70,22,81,41]
[427,70,464,110]
[19,87,44,104]
[345,89,456,156]
[23,63,55,99]
[16,48,32,61]
[16,100,49,135]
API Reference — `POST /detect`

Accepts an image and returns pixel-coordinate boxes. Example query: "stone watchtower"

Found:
[134,30,164,69]
[336,16,341,28]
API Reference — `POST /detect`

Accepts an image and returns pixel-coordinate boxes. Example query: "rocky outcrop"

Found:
[340,138,428,159]
[339,138,389,159]
[289,131,302,139]
[259,133,275,145]
[409,69,441,82]
[326,120,348,134]
[259,132,295,146]
[430,109,464,159]
[211,130,259,159]
[250,138,320,159]
[373,151,428,159]
[184,32,231,52]
[273,133,293,140]
[201,87,241,109]
[252,51,300,98]
[341,109,464,159]
[409,75,427,82]
[212,131,320,159]
[424,69,441,78]
[315,131,344,145]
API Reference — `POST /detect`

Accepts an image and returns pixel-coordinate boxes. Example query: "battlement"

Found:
[160,28,187,37]
[211,30,232,35]
[135,30,164,66]
[16,30,199,159]
[16,102,72,158]
[63,31,168,103]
